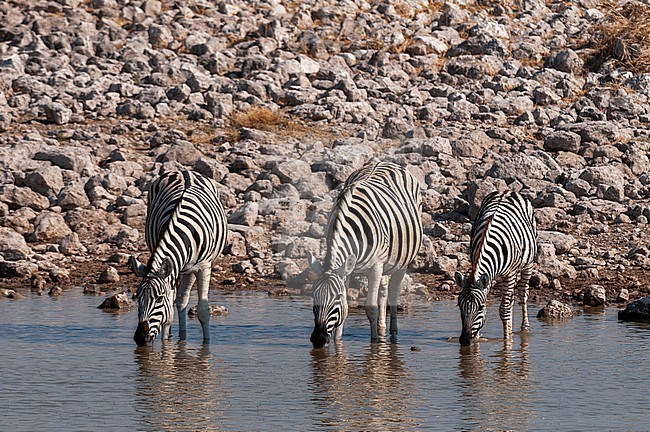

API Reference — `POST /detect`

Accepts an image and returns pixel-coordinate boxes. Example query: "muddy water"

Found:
[1,290,648,431]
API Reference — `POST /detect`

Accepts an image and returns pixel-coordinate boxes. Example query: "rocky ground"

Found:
[1,0,649,310]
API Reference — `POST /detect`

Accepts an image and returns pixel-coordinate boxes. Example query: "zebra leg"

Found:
[176,273,196,340]
[388,269,406,337]
[499,275,517,341]
[195,265,212,344]
[377,276,389,340]
[518,264,534,332]
[334,324,344,340]
[365,264,384,343]
[162,290,175,342]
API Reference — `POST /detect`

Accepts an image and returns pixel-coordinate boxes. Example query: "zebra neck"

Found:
[324,225,358,272]
[322,250,352,274]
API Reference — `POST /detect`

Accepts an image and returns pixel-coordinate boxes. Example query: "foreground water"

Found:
[0,289,647,431]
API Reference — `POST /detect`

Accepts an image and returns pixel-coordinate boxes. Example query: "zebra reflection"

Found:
[309,342,420,430]
[457,335,532,431]
[134,343,227,431]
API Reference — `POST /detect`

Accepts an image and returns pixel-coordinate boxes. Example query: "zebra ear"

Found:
[307,251,323,274]
[454,272,466,289]
[129,255,146,278]
[159,257,174,279]
[338,254,357,277]
[477,273,490,290]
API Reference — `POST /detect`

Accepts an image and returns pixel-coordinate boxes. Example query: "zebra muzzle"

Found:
[134,321,153,346]
[310,328,329,349]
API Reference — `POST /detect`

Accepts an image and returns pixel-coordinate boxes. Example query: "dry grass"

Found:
[226,107,337,142]
[518,57,545,69]
[584,0,650,73]
[394,0,444,19]
[229,107,290,130]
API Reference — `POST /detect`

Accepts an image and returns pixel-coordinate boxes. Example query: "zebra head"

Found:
[308,253,356,348]
[134,257,175,346]
[455,272,489,346]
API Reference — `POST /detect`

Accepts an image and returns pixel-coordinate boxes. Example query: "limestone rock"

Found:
[29,212,72,242]
[43,102,72,125]
[24,166,65,198]
[583,285,606,307]
[537,299,573,319]
[0,185,50,210]
[98,266,120,284]
[98,291,134,310]
[59,232,86,255]
[57,183,91,210]
[188,304,229,316]
[228,202,259,227]
[0,227,31,261]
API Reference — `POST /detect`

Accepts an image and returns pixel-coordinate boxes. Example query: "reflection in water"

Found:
[309,342,420,431]
[457,335,533,431]
[134,343,227,432]
[4,293,650,431]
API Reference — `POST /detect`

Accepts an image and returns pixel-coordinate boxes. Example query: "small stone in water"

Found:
[616,288,629,303]
[410,346,422,352]
[618,297,650,322]
[2,289,23,299]
[31,275,47,291]
[188,304,229,316]
[83,284,104,295]
[49,286,63,297]
[583,285,606,307]
[537,299,573,320]
[97,291,134,310]
[267,288,291,297]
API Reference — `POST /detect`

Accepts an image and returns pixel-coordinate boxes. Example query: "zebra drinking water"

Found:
[131,170,228,346]
[455,191,537,346]
[309,161,423,348]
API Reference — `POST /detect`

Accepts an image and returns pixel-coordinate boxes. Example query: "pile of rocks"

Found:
[0,0,649,305]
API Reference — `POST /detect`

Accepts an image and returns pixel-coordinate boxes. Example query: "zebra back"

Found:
[468,191,537,283]
[144,170,227,276]
[323,161,423,274]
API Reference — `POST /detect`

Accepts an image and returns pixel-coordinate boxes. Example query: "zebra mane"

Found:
[323,189,353,271]
[143,170,194,275]
[323,166,377,270]
[468,191,503,283]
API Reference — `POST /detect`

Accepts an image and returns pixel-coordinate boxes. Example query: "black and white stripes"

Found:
[455,191,537,346]
[309,161,423,347]
[133,170,227,346]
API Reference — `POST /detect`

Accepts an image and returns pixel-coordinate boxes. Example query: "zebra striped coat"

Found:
[455,191,537,346]
[133,170,227,346]
[309,161,423,347]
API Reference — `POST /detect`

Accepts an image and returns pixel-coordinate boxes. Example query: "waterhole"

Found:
[1,290,647,431]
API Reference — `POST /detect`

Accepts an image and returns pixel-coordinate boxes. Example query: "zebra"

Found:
[455,190,537,346]
[131,169,228,346]
[308,161,423,348]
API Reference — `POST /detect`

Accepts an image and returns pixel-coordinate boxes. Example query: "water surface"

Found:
[1,290,647,431]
